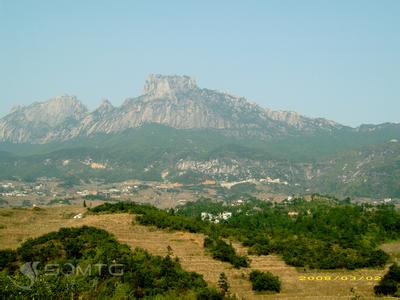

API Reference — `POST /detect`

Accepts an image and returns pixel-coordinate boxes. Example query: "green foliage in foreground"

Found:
[0,226,217,299]
[374,263,400,297]
[90,196,400,270]
[249,270,281,293]
[179,197,399,269]
[203,237,249,268]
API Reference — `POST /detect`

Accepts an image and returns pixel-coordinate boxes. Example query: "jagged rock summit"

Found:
[0,95,88,143]
[0,74,344,144]
[8,95,88,127]
[95,99,115,115]
[143,74,197,99]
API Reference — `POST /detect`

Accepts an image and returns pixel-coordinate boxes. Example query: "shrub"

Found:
[196,287,224,300]
[203,237,249,268]
[0,249,16,270]
[374,263,400,296]
[374,279,398,296]
[218,272,230,296]
[249,270,281,293]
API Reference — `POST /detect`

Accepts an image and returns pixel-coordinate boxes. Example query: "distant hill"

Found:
[0,123,398,198]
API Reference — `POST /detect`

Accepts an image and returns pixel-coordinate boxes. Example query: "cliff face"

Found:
[143,74,197,99]
[0,95,88,143]
[0,74,344,144]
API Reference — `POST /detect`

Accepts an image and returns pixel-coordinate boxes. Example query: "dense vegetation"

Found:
[0,226,218,299]
[374,263,400,297]
[91,196,400,270]
[249,270,281,293]
[203,236,249,268]
[180,196,400,269]
[48,198,72,205]
[84,194,110,201]
[91,202,206,233]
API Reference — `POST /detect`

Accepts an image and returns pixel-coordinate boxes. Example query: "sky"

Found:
[0,0,399,127]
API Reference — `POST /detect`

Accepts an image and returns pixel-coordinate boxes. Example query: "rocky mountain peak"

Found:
[143,74,197,99]
[7,95,87,127]
[0,95,89,143]
[45,95,79,105]
[10,105,23,113]
[0,75,347,144]
[99,98,112,106]
[96,98,114,112]
[40,95,88,122]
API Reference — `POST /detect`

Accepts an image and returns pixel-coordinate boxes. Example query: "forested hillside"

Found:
[90,196,400,270]
[0,226,220,299]
[0,123,399,198]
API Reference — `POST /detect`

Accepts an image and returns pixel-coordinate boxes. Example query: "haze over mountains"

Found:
[0,75,399,199]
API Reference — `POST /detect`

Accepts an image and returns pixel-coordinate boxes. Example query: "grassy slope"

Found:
[0,206,398,299]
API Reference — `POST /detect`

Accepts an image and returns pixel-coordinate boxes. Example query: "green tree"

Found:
[249,270,281,293]
[218,272,230,296]
[374,263,400,296]
[167,245,173,256]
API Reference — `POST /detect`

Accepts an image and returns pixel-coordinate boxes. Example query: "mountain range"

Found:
[0,74,399,198]
[0,74,348,144]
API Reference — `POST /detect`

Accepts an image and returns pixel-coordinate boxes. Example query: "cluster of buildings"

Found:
[0,182,53,198]
[200,211,232,224]
[76,185,142,198]
[220,177,289,189]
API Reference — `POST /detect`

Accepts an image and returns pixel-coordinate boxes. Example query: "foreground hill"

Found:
[0,205,398,299]
[0,224,214,299]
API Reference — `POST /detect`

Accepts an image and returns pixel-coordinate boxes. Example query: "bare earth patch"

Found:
[380,241,400,263]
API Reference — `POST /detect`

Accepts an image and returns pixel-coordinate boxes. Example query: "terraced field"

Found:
[0,206,397,299]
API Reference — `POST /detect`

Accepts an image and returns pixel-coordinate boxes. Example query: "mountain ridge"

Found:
[0,74,350,144]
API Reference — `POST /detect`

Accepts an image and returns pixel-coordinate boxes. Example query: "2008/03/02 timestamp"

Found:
[298,275,382,281]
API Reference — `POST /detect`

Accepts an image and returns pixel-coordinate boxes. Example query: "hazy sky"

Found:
[0,0,399,127]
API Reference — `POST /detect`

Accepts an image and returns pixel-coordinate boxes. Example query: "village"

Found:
[0,177,398,209]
